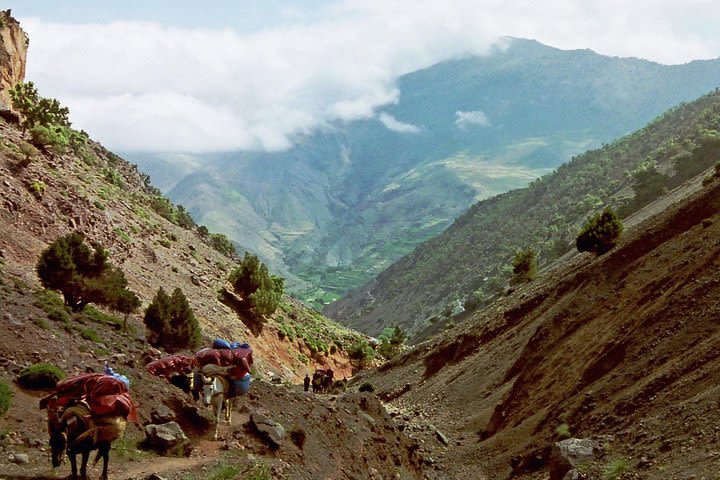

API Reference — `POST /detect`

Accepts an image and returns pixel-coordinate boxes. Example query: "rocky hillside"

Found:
[0,111,366,383]
[328,89,720,337]
[355,172,720,479]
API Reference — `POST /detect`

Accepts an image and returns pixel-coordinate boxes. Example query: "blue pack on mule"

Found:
[212,338,232,349]
[229,373,251,397]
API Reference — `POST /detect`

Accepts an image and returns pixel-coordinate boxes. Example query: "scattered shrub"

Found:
[207,464,241,480]
[103,168,125,188]
[18,142,39,166]
[576,207,623,255]
[702,174,715,186]
[17,363,65,389]
[30,180,46,197]
[33,317,49,329]
[33,288,71,323]
[29,125,69,154]
[358,382,375,393]
[604,458,629,480]
[376,326,406,359]
[0,379,12,416]
[511,247,538,284]
[347,339,374,368]
[114,228,132,243]
[209,233,236,257]
[555,423,571,439]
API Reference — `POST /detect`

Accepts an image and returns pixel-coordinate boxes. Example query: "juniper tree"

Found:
[576,207,623,255]
[36,231,139,312]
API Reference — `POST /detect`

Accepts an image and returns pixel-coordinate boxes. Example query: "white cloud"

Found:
[379,113,421,133]
[455,110,492,129]
[18,0,720,152]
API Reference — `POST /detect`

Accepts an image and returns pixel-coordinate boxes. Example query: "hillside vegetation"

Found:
[327,89,720,337]
[0,91,368,383]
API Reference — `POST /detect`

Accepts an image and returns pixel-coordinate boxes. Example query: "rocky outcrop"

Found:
[0,10,28,110]
[548,438,596,480]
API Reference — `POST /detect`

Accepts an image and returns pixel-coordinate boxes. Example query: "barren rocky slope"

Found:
[355,172,720,479]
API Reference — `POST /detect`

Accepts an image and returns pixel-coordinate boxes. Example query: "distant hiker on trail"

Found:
[304,374,310,392]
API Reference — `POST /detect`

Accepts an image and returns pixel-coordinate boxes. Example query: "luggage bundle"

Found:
[146,355,196,377]
[194,345,253,378]
[41,372,138,424]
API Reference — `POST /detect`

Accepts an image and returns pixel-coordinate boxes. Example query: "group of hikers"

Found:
[303,367,343,394]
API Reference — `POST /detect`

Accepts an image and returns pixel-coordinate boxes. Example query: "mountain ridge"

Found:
[135,37,720,307]
[327,89,720,337]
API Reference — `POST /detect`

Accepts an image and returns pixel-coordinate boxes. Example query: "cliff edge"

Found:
[0,9,28,111]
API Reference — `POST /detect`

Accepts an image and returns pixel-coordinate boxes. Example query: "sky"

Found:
[9,0,720,152]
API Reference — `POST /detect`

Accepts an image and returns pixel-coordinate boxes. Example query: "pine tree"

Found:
[143,287,201,351]
[228,252,284,321]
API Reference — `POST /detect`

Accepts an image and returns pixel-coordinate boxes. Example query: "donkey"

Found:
[200,373,234,440]
[46,403,126,480]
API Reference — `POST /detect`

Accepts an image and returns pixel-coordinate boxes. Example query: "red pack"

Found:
[147,355,195,376]
[55,373,105,400]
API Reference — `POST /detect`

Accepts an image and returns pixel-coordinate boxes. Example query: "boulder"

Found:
[10,453,30,464]
[250,413,286,449]
[548,438,596,480]
[144,422,191,456]
[150,405,175,424]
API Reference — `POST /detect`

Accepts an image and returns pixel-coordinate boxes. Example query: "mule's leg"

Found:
[79,449,90,480]
[69,452,79,480]
[99,443,111,480]
[224,398,232,423]
[213,396,222,440]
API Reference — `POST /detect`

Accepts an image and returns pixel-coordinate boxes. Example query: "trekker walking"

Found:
[303,374,310,392]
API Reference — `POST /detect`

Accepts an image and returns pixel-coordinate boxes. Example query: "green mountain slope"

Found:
[325,89,720,337]
[133,38,720,307]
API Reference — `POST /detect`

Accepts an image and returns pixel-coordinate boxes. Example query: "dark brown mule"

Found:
[43,400,126,480]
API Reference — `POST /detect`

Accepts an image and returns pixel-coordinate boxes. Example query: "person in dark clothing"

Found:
[303,374,310,392]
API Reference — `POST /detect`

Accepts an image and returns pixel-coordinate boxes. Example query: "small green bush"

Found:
[576,207,623,255]
[555,423,571,439]
[0,380,12,416]
[18,142,39,166]
[33,288,71,323]
[511,247,538,284]
[604,458,629,480]
[29,125,69,154]
[702,174,716,186]
[17,363,65,389]
[208,464,241,480]
[77,326,102,343]
[33,317,49,329]
[30,180,46,197]
[245,464,271,480]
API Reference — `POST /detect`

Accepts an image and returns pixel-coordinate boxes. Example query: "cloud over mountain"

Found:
[20,0,720,152]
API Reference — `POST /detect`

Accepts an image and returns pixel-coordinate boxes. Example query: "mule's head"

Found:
[201,374,214,407]
[47,416,67,468]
